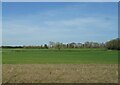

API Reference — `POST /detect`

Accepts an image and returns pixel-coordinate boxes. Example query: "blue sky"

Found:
[2,2,118,45]
[0,2,1,46]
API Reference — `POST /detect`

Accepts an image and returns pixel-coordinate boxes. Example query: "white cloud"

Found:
[3,15,118,45]
[2,2,118,45]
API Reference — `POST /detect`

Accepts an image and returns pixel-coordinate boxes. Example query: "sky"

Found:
[0,2,2,46]
[1,0,120,2]
[2,2,118,46]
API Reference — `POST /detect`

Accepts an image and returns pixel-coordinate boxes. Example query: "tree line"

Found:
[106,38,120,50]
[2,38,120,50]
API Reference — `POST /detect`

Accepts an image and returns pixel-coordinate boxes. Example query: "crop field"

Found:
[2,48,119,83]
[2,64,118,83]
[2,48,118,64]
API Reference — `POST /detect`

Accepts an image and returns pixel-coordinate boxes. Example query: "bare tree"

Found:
[55,42,63,50]
[49,41,55,48]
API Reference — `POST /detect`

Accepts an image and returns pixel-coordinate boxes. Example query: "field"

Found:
[2,64,118,83]
[2,48,119,83]
[2,48,118,64]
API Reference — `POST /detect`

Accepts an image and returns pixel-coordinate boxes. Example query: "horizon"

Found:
[2,2,118,46]
[1,39,114,46]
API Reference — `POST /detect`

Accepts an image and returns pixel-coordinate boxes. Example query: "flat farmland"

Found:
[2,48,119,83]
[2,64,118,83]
[2,48,118,64]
